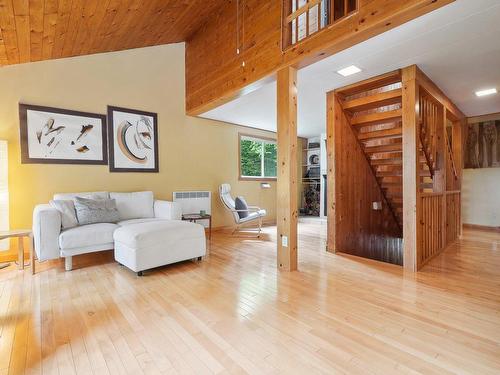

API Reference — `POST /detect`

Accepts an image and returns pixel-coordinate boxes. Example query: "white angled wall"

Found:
[0,140,8,250]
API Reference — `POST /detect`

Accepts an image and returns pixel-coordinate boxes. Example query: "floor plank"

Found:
[0,223,499,374]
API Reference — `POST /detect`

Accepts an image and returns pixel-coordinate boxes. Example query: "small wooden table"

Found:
[182,214,212,240]
[0,230,34,274]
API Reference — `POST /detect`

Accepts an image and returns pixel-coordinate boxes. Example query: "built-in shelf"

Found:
[302,147,320,151]
[302,164,320,167]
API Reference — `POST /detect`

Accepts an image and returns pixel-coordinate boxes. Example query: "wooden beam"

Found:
[337,71,402,98]
[326,90,336,253]
[186,0,455,115]
[402,65,419,271]
[277,66,298,271]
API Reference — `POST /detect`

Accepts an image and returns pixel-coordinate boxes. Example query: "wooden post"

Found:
[402,66,420,271]
[277,66,298,271]
[453,119,464,236]
[326,91,336,253]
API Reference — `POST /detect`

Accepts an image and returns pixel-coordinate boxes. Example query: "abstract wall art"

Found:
[107,106,159,172]
[464,115,500,169]
[19,104,107,165]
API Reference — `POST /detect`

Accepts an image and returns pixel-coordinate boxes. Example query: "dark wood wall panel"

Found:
[330,94,402,265]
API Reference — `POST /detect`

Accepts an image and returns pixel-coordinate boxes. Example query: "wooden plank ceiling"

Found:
[0,0,225,66]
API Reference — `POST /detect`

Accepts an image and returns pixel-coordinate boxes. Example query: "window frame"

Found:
[238,133,277,181]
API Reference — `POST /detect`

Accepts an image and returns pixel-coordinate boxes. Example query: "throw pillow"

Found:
[109,191,154,220]
[49,200,78,229]
[74,197,120,225]
[235,196,249,219]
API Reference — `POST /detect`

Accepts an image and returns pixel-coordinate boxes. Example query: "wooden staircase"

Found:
[337,71,437,230]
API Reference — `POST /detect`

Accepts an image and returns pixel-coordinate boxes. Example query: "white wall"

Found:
[462,168,500,227]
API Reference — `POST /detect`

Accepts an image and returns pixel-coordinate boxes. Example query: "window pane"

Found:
[264,143,277,177]
[240,139,262,177]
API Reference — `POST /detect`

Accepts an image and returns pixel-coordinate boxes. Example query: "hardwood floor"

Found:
[1,223,499,374]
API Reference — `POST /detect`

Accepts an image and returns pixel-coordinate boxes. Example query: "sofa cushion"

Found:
[53,191,109,201]
[74,197,120,225]
[59,223,118,250]
[114,220,205,249]
[49,199,78,229]
[110,191,154,220]
[118,218,165,226]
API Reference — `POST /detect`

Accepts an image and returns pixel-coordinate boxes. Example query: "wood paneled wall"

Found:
[327,93,402,265]
[186,0,455,115]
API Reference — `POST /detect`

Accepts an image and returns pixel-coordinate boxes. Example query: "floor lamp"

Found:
[0,140,9,269]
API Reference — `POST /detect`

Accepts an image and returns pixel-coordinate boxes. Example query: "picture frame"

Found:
[107,106,159,173]
[464,114,500,169]
[19,104,108,165]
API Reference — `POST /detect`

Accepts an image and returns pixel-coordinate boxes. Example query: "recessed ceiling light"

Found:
[337,65,362,77]
[475,88,497,97]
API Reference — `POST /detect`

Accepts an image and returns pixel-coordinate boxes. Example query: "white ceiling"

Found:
[201,0,500,138]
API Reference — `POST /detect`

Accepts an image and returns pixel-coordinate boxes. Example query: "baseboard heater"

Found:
[173,191,211,228]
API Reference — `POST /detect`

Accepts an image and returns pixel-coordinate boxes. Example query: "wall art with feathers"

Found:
[107,106,159,173]
[19,104,107,165]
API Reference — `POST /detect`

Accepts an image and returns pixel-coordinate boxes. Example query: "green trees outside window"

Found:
[240,136,277,178]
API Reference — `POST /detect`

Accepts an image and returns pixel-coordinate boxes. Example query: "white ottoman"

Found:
[113,220,206,275]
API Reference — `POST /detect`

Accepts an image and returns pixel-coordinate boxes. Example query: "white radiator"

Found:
[173,191,211,228]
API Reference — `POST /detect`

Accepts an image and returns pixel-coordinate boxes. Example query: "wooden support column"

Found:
[326,91,336,253]
[453,119,464,236]
[402,66,420,271]
[277,66,298,271]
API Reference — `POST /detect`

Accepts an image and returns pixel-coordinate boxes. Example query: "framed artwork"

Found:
[19,104,107,165]
[464,115,500,169]
[107,106,159,172]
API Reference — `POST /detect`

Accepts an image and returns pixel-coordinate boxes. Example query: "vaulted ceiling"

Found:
[0,0,225,66]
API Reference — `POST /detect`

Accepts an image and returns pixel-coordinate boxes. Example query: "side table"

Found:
[182,214,212,240]
[0,230,34,274]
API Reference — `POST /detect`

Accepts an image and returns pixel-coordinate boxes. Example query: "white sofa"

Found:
[33,191,206,275]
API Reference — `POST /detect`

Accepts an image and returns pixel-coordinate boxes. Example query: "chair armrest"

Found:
[154,200,182,220]
[32,204,62,261]
[231,208,261,213]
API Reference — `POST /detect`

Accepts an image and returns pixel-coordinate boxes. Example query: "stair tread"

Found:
[351,109,402,127]
[358,127,402,141]
[371,158,402,165]
[364,143,402,154]
[343,89,402,113]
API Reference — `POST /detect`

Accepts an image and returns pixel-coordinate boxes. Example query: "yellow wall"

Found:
[0,43,277,249]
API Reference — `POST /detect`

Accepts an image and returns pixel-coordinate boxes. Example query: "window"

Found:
[239,134,277,180]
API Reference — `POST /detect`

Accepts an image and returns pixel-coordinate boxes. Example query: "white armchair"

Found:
[218,183,267,236]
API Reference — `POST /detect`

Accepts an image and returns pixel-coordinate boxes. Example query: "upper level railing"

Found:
[282,0,358,49]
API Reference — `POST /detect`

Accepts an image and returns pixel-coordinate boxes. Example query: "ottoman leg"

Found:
[137,271,144,276]
[65,256,73,271]
[197,256,202,261]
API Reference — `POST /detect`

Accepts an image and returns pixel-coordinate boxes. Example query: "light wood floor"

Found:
[1,223,500,374]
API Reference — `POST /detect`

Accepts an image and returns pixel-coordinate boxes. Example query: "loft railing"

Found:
[282,0,358,49]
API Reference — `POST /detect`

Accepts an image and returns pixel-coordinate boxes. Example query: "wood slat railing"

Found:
[283,0,357,48]
[419,193,444,266]
[418,94,439,177]
[418,190,461,267]
[446,135,458,180]
[446,191,461,245]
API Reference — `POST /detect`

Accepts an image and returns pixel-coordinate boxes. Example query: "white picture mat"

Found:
[112,111,156,169]
[27,110,104,160]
